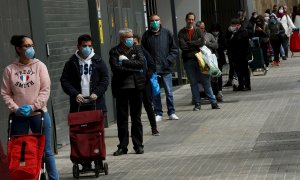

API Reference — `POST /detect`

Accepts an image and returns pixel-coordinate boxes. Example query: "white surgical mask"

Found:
[279,9,284,14]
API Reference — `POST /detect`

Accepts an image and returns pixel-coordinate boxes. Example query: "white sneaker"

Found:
[169,114,179,120]
[155,115,162,122]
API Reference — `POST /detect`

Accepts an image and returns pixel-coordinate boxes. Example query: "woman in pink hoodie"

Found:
[1,35,59,180]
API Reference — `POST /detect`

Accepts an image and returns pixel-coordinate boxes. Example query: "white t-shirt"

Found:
[78,59,92,97]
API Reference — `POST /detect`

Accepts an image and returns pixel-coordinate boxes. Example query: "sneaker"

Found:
[155,115,162,122]
[193,103,201,111]
[217,91,223,102]
[169,114,179,120]
[211,103,220,109]
[152,128,160,136]
[282,56,287,60]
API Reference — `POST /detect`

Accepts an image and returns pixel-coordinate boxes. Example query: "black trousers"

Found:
[116,89,143,151]
[234,59,251,89]
[142,81,157,130]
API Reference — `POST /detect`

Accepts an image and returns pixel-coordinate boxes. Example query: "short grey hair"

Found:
[118,28,133,38]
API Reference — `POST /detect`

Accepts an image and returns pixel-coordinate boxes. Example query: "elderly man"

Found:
[109,28,145,156]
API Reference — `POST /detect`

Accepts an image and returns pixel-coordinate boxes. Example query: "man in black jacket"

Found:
[227,18,251,91]
[60,34,109,170]
[109,28,145,156]
[142,14,179,121]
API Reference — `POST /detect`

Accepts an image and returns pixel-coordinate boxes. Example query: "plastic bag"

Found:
[198,46,222,77]
[150,72,160,96]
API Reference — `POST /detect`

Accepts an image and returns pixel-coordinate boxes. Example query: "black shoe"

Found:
[282,56,287,60]
[113,148,127,156]
[134,147,144,154]
[152,128,160,136]
[211,103,220,109]
[193,103,201,111]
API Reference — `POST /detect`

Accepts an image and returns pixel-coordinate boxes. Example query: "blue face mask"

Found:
[269,18,276,24]
[25,47,35,59]
[151,21,160,30]
[82,46,92,58]
[125,38,134,48]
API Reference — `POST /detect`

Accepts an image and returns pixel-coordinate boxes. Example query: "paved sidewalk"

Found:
[56,55,300,180]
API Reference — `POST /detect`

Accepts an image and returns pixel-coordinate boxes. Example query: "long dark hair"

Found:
[10,35,29,55]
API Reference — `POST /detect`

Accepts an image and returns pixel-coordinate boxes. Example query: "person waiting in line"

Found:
[133,34,160,136]
[268,13,285,66]
[142,14,179,121]
[109,28,145,156]
[277,5,296,59]
[254,15,270,69]
[60,34,109,170]
[227,18,251,91]
[1,35,59,180]
[196,21,222,102]
[178,12,220,111]
[209,23,227,102]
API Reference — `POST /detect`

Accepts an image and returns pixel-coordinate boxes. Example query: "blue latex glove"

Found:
[17,104,32,117]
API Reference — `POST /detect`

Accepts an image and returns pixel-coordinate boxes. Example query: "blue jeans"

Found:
[153,73,175,116]
[11,112,59,180]
[184,60,217,104]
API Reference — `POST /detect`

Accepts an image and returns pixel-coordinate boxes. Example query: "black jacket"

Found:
[227,27,250,62]
[178,27,205,61]
[142,27,179,74]
[60,54,109,112]
[109,44,145,97]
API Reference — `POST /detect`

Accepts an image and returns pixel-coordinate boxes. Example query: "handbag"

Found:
[150,72,160,96]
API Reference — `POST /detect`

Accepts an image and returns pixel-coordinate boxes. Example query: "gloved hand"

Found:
[118,55,129,65]
[90,93,98,101]
[16,104,32,117]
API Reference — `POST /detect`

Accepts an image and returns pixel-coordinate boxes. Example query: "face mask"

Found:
[25,47,35,59]
[151,20,160,30]
[125,38,134,48]
[279,9,284,14]
[212,32,219,36]
[82,46,92,58]
[269,18,276,24]
[253,15,258,18]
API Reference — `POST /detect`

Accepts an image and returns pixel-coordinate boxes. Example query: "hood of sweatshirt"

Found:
[75,48,95,61]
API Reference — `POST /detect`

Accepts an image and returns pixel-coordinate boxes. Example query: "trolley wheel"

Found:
[72,164,80,179]
[104,162,109,175]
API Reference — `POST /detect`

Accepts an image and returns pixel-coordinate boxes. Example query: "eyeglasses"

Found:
[22,44,34,48]
[82,45,92,47]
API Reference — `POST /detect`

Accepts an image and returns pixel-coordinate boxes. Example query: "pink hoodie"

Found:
[1,59,50,113]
